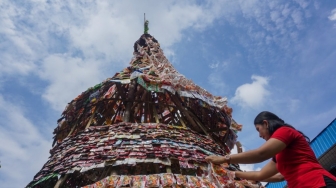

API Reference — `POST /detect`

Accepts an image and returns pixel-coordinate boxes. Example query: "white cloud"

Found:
[281,4,291,18]
[270,10,281,22]
[209,63,220,69]
[209,61,229,69]
[0,54,37,76]
[291,9,304,29]
[294,0,310,9]
[214,0,314,65]
[37,54,105,111]
[0,1,41,76]
[0,95,52,188]
[328,8,336,21]
[232,75,270,108]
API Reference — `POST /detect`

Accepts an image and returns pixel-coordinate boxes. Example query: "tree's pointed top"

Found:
[144,13,149,34]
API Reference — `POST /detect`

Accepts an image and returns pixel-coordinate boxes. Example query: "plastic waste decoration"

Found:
[26,33,252,188]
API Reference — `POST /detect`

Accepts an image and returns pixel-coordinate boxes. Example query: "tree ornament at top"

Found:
[144,20,149,34]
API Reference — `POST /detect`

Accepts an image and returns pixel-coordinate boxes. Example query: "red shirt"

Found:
[271,126,336,188]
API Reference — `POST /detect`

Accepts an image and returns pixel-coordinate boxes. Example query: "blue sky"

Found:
[1,0,336,187]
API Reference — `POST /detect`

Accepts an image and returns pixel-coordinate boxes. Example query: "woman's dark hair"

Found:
[254,111,310,143]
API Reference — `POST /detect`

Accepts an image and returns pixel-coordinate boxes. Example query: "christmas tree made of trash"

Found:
[27,20,261,188]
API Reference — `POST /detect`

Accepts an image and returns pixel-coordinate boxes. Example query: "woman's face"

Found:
[255,120,271,141]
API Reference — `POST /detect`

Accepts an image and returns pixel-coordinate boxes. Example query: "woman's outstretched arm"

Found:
[234,160,278,181]
[231,138,286,163]
[206,138,287,164]
[261,172,284,182]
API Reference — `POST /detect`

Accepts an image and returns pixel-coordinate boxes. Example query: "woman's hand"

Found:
[227,170,236,180]
[205,155,226,164]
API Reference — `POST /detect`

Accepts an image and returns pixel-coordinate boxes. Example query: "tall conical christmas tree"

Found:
[27,20,261,188]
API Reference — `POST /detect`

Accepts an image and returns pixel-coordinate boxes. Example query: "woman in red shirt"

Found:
[206,111,336,188]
